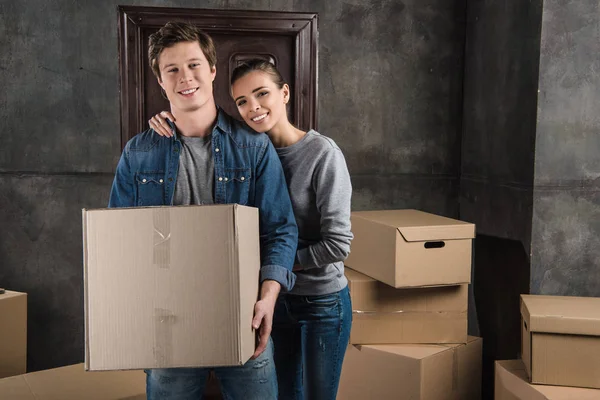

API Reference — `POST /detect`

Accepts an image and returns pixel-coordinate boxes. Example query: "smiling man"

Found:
[108,22,298,400]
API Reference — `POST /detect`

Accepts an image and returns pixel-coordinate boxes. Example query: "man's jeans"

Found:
[145,338,277,400]
[272,286,352,400]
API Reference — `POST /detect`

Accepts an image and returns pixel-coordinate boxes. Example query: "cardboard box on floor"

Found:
[0,363,145,400]
[0,290,27,379]
[495,360,600,400]
[83,204,260,371]
[346,268,467,344]
[338,336,482,400]
[521,294,600,389]
[345,209,475,288]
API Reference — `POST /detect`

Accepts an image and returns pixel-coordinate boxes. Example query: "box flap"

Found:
[520,295,600,336]
[352,209,475,242]
[362,338,479,360]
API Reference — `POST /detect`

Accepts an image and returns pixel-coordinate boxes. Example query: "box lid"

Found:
[352,209,475,242]
[362,336,480,360]
[520,294,600,336]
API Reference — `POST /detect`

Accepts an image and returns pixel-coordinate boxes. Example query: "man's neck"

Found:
[172,101,218,137]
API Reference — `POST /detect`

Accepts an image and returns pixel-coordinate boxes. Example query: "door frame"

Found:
[117,5,318,149]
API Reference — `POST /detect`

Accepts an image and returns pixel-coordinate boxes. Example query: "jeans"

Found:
[272,286,352,400]
[145,337,277,400]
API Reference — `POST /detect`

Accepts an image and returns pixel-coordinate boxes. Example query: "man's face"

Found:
[157,41,216,113]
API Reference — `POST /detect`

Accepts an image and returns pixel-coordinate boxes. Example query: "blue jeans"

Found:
[272,286,352,400]
[145,337,277,400]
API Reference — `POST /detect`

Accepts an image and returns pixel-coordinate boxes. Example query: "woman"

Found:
[150,59,353,400]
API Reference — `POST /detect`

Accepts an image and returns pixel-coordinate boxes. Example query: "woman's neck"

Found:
[267,120,306,148]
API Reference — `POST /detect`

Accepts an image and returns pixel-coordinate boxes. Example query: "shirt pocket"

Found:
[224,168,251,205]
[136,172,165,206]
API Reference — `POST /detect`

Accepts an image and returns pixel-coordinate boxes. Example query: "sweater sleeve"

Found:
[296,146,353,269]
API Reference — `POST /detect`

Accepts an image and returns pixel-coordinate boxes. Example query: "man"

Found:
[108,21,298,400]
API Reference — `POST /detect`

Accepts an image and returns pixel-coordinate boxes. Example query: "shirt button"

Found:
[224,177,229,182]
[142,178,147,183]
[218,177,223,181]
[159,179,164,183]
[215,148,220,152]
[241,176,245,181]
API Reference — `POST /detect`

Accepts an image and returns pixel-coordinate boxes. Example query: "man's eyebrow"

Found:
[162,58,203,69]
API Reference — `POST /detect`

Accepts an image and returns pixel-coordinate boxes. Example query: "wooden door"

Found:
[118,6,318,149]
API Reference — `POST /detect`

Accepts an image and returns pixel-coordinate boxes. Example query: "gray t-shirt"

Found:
[173,134,214,206]
[276,130,353,296]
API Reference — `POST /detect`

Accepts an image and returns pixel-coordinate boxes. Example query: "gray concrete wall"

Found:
[531,0,600,296]
[460,0,542,253]
[0,0,467,370]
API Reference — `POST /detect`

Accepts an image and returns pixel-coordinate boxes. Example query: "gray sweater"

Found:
[276,130,353,296]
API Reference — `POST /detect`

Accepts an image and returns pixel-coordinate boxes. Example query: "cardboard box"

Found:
[346,268,467,344]
[495,359,600,400]
[345,209,474,288]
[0,363,145,400]
[338,336,482,400]
[0,290,27,378]
[521,294,600,389]
[83,204,260,370]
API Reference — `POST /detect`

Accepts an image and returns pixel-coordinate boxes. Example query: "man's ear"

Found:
[211,65,217,82]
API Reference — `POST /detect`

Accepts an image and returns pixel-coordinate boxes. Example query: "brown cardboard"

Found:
[0,363,145,400]
[0,290,27,379]
[346,268,467,344]
[345,209,474,288]
[521,294,600,389]
[495,360,600,400]
[337,336,482,400]
[83,204,260,370]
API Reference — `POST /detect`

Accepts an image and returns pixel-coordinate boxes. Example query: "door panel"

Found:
[119,6,318,148]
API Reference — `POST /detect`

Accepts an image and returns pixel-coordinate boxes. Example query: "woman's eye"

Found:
[257,91,269,97]
[237,100,246,107]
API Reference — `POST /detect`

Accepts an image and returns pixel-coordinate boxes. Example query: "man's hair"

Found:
[148,22,217,80]
[230,59,286,89]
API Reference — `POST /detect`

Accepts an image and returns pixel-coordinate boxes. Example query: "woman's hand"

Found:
[149,111,176,138]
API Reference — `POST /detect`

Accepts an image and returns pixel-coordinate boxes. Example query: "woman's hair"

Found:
[230,59,286,88]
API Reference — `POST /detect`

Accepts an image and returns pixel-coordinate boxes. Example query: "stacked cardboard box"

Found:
[0,290,27,379]
[339,209,481,399]
[495,294,600,396]
[0,363,145,399]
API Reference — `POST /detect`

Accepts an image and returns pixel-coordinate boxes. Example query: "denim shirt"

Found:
[108,109,298,291]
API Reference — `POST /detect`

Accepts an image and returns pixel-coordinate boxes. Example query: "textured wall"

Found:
[460,0,542,253]
[0,0,467,370]
[531,0,600,296]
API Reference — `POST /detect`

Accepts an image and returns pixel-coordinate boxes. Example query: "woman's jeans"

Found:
[271,286,352,400]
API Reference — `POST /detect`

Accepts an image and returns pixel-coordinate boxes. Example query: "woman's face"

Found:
[231,70,289,133]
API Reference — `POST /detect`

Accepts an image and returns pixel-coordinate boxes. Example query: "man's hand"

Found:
[251,280,281,359]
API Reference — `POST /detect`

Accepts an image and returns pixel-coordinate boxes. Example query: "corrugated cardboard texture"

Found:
[83,204,260,370]
[346,209,474,288]
[338,336,482,400]
[0,291,27,379]
[0,363,145,400]
[495,360,600,400]
[521,294,600,389]
[346,268,468,344]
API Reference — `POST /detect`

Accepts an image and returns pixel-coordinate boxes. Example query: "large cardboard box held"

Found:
[0,290,27,378]
[346,268,467,344]
[345,210,474,288]
[0,363,145,400]
[338,336,482,400]
[495,360,600,400]
[521,294,600,389]
[83,204,260,370]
